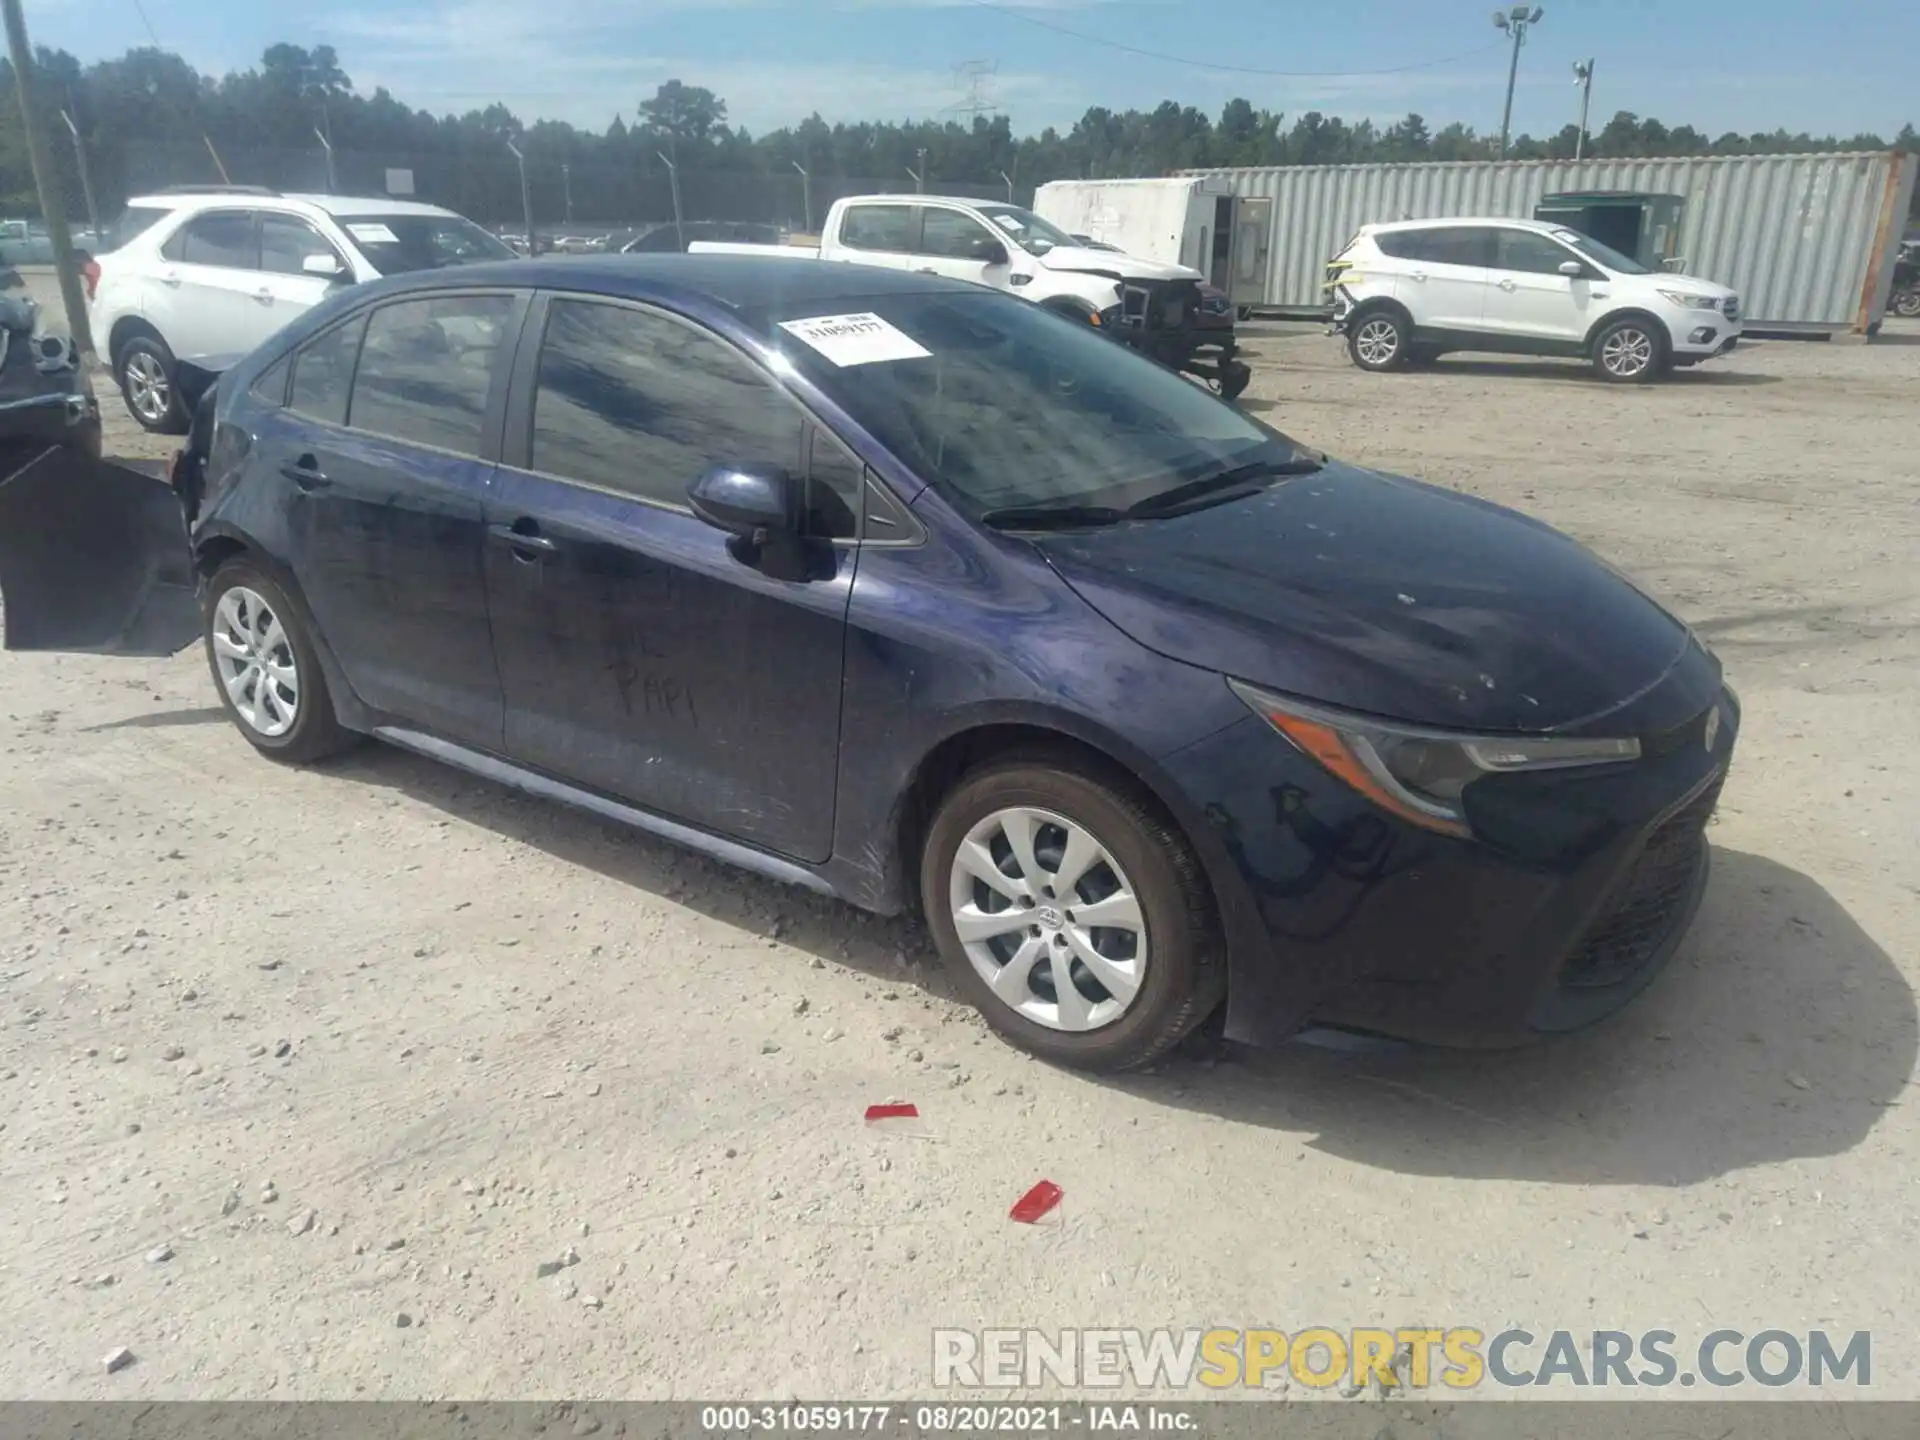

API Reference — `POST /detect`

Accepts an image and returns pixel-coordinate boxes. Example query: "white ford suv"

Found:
[1327,217,1741,383]
[84,186,515,431]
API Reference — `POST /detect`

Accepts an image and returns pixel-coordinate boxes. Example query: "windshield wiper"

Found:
[1125,452,1325,519]
[977,503,1126,532]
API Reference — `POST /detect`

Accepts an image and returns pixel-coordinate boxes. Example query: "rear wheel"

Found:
[1347,310,1409,372]
[116,334,189,433]
[920,755,1224,1072]
[1591,317,1668,383]
[203,560,358,764]
[1893,288,1920,319]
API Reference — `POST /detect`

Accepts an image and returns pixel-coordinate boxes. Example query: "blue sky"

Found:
[20,0,1919,142]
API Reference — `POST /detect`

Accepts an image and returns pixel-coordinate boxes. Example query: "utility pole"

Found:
[657,152,684,250]
[1491,5,1544,159]
[1572,58,1595,161]
[506,138,535,253]
[911,148,928,193]
[562,163,573,224]
[2,0,93,355]
[60,105,101,244]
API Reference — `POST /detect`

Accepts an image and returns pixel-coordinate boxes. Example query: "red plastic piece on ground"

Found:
[864,1103,920,1122]
[1009,1180,1063,1224]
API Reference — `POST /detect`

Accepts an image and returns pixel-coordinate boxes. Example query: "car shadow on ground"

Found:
[1115,845,1915,1186]
[1416,359,1782,387]
[83,704,227,732]
[322,742,1913,1186]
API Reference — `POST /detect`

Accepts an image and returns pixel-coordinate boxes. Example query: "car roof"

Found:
[353,253,976,311]
[128,190,462,219]
[1365,216,1566,236]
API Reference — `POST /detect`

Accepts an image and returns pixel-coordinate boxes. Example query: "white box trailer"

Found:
[1033,176,1275,313]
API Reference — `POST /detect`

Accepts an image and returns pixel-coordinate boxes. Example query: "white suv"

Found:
[84,186,514,431]
[1327,217,1741,383]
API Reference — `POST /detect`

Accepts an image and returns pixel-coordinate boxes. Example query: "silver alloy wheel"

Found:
[947,805,1148,1033]
[1894,289,1920,319]
[123,350,171,424]
[211,586,299,738]
[1354,317,1400,367]
[1600,326,1655,378]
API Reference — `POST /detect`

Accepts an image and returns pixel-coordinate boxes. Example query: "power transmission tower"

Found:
[946,60,1001,123]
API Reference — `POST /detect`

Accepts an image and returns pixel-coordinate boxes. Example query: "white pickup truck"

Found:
[692,194,1251,397]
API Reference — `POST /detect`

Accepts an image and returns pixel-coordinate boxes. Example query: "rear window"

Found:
[101,204,171,254]
[333,215,514,276]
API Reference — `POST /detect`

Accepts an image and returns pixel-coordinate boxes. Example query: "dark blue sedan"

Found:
[0,256,1737,1070]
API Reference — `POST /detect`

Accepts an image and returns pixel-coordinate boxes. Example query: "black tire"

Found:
[1893,288,1920,320]
[203,559,359,764]
[919,753,1226,1072]
[1346,308,1409,372]
[116,333,190,434]
[1590,316,1669,384]
[1217,359,1253,401]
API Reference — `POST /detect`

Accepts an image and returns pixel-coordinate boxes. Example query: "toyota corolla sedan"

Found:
[0,256,1737,1071]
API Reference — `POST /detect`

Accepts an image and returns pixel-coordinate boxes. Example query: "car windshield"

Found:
[760,288,1301,517]
[335,214,516,275]
[975,204,1078,257]
[1556,229,1652,276]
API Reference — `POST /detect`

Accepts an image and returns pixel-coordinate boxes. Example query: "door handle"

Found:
[1409,271,1428,282]
[1498,278,1517,291]
[914,267,938,275]
[253,288,274,304]
[158,273,182,288]
[488,521,559,558]
[280,455,330,491]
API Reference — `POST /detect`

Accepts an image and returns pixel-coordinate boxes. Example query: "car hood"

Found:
[1038,245,1203,283]
[1033,462,1693,734]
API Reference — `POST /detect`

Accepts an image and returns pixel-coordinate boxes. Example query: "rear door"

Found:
[1483,226,1591,343]
[1380,226,1495,332]
[482,292,857,862]
[147,209,273,364]
[261,289,526,748]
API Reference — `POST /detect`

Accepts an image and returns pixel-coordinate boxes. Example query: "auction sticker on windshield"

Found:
[778,313,930,367]
[347,223,400,245]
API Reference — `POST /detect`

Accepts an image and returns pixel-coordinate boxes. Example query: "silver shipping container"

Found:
[1182,151,1917,333]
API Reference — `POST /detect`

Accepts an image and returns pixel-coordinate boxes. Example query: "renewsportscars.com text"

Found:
[933,1327,1872,1391]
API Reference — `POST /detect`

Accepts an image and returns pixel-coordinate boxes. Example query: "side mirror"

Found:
[303,253,347,279]
[1558,260,1586,277]
[972,238,1010,265]
[688,462,803,541]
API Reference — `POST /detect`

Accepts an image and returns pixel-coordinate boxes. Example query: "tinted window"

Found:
[919,208,1001,260]
[261,215,346,277]
[170,211,258,269]
[333,215,515,275]
[1379,227,1492,267]
[289,316,366,426]
[1497,228,1581,276]
[839,205,912,252]
[349,295,515,454]
[249,355,291,407]
[531,299,803,513]
[802,428,863,540]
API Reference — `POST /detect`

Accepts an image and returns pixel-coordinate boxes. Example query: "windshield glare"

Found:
[1557,229,1652,276]
[765,289,1294,516]
[338,215,516,275]
[976,204,1077,257]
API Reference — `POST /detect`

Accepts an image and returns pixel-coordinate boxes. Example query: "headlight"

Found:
[1656,289,1723,310]
[1228,679,1640,838]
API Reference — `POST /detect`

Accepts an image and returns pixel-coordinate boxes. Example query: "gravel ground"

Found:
[3,272,1918,1401]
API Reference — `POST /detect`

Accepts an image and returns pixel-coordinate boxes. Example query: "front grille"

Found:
[1724,296,1740,321]
[1559,772,1723,989]
[1122,279,1202,332]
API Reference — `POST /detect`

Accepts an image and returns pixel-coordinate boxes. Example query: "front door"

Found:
[255,213,351,333]
[265,290,525,748]
[146,208,272,366]
[482,294,855,862]
[1482,227,1590,343]
[913,205,1015,289]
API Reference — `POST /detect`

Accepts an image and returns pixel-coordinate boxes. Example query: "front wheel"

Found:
[204,560,359,764]
[1347,310,1408,372]
[1591,317,1668,383]
[1893,287,1920,319]
[920,756,1224,1072]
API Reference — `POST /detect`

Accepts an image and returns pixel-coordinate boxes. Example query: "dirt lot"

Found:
[4,273,1918,1401]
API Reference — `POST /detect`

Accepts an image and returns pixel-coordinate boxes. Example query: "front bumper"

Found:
[1664,300,1743,358]
[1161,657,1739,1049]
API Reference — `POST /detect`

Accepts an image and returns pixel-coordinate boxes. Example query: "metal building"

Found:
[1181,151,1917,334]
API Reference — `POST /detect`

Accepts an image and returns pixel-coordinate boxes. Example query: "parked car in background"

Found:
[84,186,515,432]
[1328,217,1742,382]
[696,196,1251,398]
[2,256,1737,1071]
[0,268,101,459]
[1891,241,1919,320]
[621,221,785,253]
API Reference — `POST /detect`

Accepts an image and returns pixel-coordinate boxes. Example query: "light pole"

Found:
[913,147,928,193]
[59,106,101,244]
[792,159,811,234]
[1572,58,1595,160]
[656,151,684,250]
[562,162,573,225]
[999,167,1015,202]
[314,126,336,193]
[1491,5,1543,158]
[506,138,534,253]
